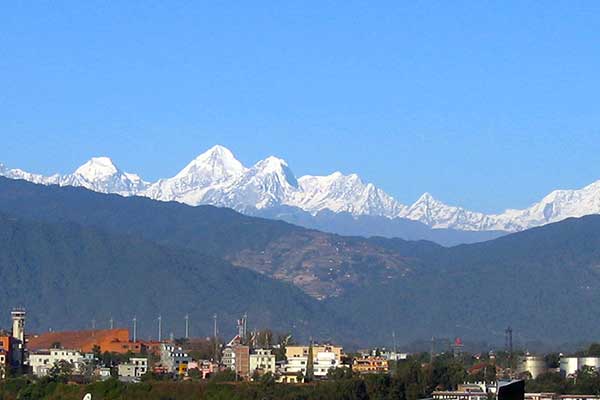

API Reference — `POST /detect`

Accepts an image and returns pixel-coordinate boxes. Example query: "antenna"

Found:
[213,314,218,361]
[185,314,189,339]
[505,326,513,370]
[158,315,162,342]
[132,316,137,342]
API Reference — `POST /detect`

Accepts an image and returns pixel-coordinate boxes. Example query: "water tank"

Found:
[518,355,546,379]
[559,357,579,377]
[579,357,600,370]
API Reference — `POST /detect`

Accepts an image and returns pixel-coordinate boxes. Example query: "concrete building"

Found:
[118,357,148,381]
[517,355,547,379]
[250,348,276,376]
[560,356,600,377]
[159,343,191,375]
[28,348,85,377]
[10,309,25,368]
[222,345,250,379]
[284,344,345,378]
[353,356,389,374]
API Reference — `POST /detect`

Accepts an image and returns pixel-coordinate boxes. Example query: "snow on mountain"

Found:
[60,157,149,195]
[489,180,600,231]
[296,172,407,217]
[201,156,300,210]
[143,145,247,204]
[399,193,498,231]
[5,145,600,233]
[0,163,61,185]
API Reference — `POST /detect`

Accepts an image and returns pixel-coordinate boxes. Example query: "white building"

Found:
[250,349,276,376]
[314,350,342,377]
[560,356,600,377]
[160,344,191,374]
[28,349,84,377]
[118,357,148,381]
[283,345,346,378]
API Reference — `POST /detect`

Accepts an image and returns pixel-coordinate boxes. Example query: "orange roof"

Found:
[28,328,132,353]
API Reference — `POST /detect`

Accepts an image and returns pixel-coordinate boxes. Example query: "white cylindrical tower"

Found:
[11,308,26,342]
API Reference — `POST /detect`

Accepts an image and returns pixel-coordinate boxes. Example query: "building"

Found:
[517,355,547,379]
[28,328,142,354]
[222,345,250,379]
[10,309,26,368]
[187,360,217,379]
[284,344,345,378]
[276,371,304,383]
[0,334,11,379]
[118,357,148,381]
[352,356,389,374]
[250,348,276,376]
[560,357,600,377]
[28,348,85,377]
[433,390,489,400]
[159,343,191,375]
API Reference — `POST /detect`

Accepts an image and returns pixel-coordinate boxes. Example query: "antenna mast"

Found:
[132,316,137,342]
[185,314,189,339]
[158,315,162,342]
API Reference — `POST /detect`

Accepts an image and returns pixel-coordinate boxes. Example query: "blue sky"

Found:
[1,1,599,213]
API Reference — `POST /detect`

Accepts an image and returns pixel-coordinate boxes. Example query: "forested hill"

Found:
[3,177,600,346]
[0,212,347,341]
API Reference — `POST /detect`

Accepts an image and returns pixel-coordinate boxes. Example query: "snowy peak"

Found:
[7,145,600,233]
[143,145,247,203]
[73,157,119,180]
[295,171,405,217]
[252,156,298,188]
[62,157,148,196]
[175,145,246,182]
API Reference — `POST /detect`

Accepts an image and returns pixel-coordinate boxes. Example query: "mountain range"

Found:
[4,145,600,243]
[2,176,600,347]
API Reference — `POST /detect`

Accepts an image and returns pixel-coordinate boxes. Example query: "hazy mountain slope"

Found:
[0,213,345,341]
[2,178,600,344]
[252,206,505,246]
[0,177,418,299]
[329,215,600,344]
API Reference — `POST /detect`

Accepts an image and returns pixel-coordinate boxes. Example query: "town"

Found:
[2,308,600,400]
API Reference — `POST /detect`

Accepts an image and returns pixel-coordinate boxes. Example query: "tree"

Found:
[49,360,74,382]
[305,342,315,382]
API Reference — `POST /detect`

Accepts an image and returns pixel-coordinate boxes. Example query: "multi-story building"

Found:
[284,344,345,378]
[28,348,85,377]
[222,345,250,379]
[118,357,148,381]
[250,348,276,376]
[159,344,191,375]
[352,356,389,374]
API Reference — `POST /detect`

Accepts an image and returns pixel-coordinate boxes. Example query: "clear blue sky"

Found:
[1,1,599,213]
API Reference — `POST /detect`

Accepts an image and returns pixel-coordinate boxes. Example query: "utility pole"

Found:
[213,314,218,361]
[505,326,513,372]
[158,315,162,342]
[132,316,137,342]
[185,314,189,339]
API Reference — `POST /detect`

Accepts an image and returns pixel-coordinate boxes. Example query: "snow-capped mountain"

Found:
[201,156,300,211]
[0,157,148,196]
[60,157,149,195]
[296,172,407,217]
[4,145,600,234]
[144,145,246,204]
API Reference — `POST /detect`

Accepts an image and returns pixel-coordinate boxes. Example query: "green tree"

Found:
[49,360,74,382]
[305,343,315,382]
